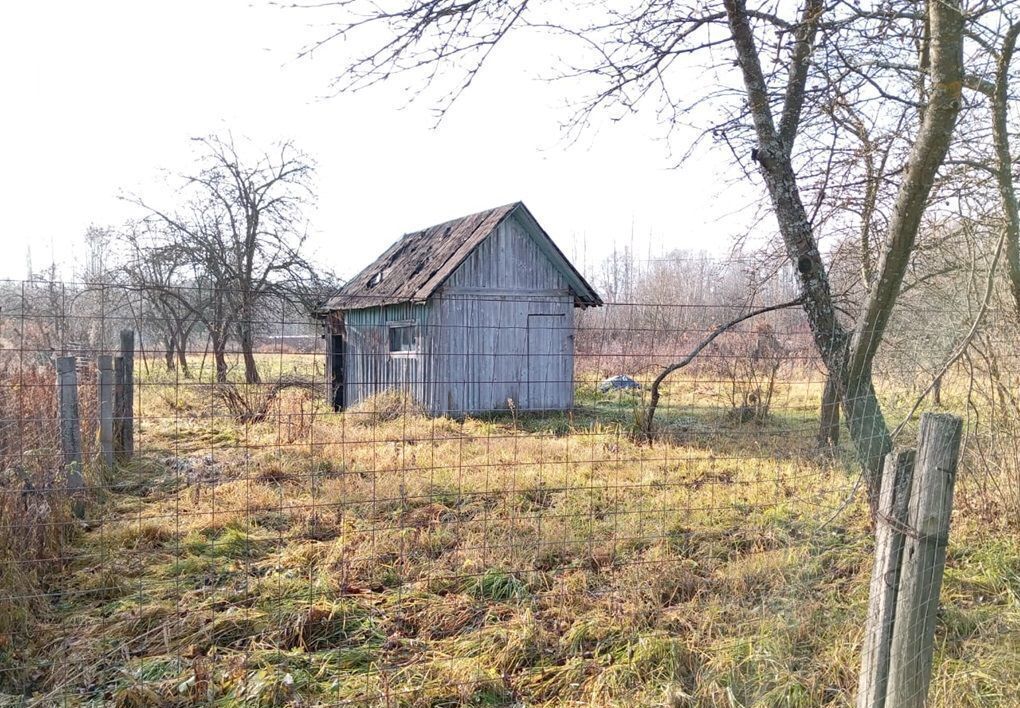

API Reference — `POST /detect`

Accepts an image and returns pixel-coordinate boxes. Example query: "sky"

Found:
[0,0,758,283]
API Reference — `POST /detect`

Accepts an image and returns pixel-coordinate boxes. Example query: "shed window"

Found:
[389,324,417,353]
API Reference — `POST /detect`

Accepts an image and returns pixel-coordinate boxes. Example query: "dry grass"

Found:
[0,356,1017,705]
[0,358,90,693]
[346,389,427,426]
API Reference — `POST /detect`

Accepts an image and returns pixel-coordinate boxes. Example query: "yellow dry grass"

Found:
[0,356,1016,706]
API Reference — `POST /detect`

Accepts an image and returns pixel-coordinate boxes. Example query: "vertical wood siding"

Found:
[342,302,435,410]
[444,217,568,291]
[433,215,574,414]
[432,294,575,414]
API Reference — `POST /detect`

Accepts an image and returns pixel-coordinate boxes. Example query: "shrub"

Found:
[213,376,318,424]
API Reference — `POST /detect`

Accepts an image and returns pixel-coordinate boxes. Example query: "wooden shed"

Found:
[319,202,602,416]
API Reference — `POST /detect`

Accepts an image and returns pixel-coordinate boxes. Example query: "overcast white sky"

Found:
[0,0,758,282]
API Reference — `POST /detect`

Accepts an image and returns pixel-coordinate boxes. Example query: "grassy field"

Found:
[1,355,1018,706]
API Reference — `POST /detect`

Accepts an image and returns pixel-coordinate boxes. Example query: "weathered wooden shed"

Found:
[320,202,602,416]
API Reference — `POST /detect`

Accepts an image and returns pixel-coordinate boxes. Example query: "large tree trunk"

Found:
[723,0,886,497]
[176,332,191,379]
[238,314,261,385]
[845,1,965,382]
[839,0,964,506]
[723,0,964,511]
[817,371,840,451]
[840,369,890,481]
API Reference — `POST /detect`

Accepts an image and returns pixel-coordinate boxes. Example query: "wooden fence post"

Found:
[114,329,135,461]
[857,449,915,708]
[56,356,85,516]
[885,413,962,707]
[97,355,114,468]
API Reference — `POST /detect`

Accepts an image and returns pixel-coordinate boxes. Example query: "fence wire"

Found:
[0,280,1017,707]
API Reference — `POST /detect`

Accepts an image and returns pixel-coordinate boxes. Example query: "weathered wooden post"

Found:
[114,329,135,461]
[885,413,962,708]
[56,356,85,516]
[97,355,114,468]
[857,449,915,708]
[857,412,963,707]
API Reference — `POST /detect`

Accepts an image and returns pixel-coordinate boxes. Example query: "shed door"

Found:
[329,332,345,411]
[526,313,569,410]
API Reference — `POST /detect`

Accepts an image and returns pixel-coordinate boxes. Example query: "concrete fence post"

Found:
[97,355,114,468]
[56,356,85,517]
[114,329,135,461]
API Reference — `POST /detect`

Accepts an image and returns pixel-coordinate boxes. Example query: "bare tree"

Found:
[130,135,318,384]
[122,223,201,377]
[644,296,803,438]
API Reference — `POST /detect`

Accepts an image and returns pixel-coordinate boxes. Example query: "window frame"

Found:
[387,320,418,357]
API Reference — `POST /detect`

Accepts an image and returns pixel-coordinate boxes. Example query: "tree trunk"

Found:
[164,336,176,372]
[240,324,260,384]
[242,346,260,384]
[723,0,964,511]
[724,0,889,502]
[841,368,892,499]
[211,332,228,383]
[817,371,840,451]
[990,23,1020,317]
[176,332,191,379]
[237,304,261,385]
[845,0,965,378]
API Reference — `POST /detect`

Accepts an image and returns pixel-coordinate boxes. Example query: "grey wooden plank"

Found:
[886,413,963,708]
[858,449,916,708]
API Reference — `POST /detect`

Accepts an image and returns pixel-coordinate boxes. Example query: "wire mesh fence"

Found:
[0,279,1017,706]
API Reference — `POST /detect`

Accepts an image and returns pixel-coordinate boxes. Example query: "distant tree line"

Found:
[576,247,806,373]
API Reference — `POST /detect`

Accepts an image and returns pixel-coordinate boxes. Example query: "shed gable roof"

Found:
[324,202,602,310]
